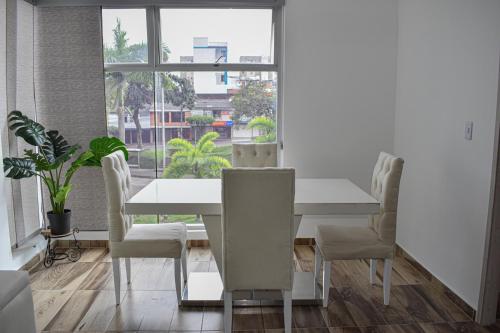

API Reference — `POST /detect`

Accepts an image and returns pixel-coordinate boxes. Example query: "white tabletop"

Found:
[125,178,379,216]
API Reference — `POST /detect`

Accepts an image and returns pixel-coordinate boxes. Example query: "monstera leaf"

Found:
[84,137,128,167]
[24,149,55,171]
[7,111,46,146]
[42,130,80,166]
[3,157,36,179]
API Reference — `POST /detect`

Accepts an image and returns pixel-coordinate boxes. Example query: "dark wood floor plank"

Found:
[169,306,204,331]
[233,307,265,331]
[31,246,489,333]
[292,306,327,328]
[411,284,471,322]
[371,259,408,286]
[391,256,430,285]
[329,328,363,333]
[322,288,357,327]
[336,286,387,327]
[262,306,285,329]
[392,285,447,323]
[351,279,414,325]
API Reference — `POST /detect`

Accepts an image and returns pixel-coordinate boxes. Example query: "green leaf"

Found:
[54,185,72,204]
[162,161,191,179]
[84,137,128,167]
[64,150,95,184]
[44,178,56,196]
[3,157,36,179]
[42,130,79,165]
[7,111,47,147]
[168,138,193,151]
[24,149,55,171]
[196,132,219,151]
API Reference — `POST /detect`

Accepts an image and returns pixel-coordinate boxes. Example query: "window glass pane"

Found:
[155,71,277,179]
[105,72,156,182]
[160,9,273,64]
[102,9,148,64]
[105,71,158,224]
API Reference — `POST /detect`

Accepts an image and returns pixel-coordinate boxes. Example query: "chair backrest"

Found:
[370,152,404,244]
[101,150,133,243]
[232,143,278,167]
[222,168,295,291]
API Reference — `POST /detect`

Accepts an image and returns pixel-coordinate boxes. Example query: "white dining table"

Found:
[125,178,379,306]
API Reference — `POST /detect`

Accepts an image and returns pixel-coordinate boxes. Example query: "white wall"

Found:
[282,0,398,236]
[282,0,397,189]
[395,0,500,309]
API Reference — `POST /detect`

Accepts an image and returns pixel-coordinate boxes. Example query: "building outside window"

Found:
[102,7,280,225]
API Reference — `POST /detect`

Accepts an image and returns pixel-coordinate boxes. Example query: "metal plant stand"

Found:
[41,228,81,268]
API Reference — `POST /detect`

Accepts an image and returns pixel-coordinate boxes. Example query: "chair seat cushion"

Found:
[316,225,394,260]
[110,222,187,258]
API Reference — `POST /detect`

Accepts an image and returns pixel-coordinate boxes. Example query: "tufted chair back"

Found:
[232,143,278,167]
[101,150,133,243]
[370,152,404,244]
[222,168,295,291]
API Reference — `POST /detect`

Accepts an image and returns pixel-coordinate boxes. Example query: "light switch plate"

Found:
[465,121,473,140]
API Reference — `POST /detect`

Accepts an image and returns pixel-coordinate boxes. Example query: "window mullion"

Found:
[146,6,156,67]
[154,63,278,72]
[153,6,162,68]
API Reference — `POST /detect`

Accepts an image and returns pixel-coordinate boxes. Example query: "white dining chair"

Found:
[101,151,188,305]
[232,143,278,167]
[222,168,295,333]
[314,152,404,306]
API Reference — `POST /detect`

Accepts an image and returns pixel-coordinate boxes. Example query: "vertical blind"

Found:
[4,0,40,245]
[35,6,108,230]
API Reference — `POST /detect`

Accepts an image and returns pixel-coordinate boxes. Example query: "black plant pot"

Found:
[47,209,71,235]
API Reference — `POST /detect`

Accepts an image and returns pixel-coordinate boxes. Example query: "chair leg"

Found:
[182,247,188,283]
[322,260,331,308]
[224,291,232,333]
[174,258,182,305]
[125,258,131,284]
[383,259,393,305]
[314,245,321,283]
[369,259,377,285]
[112,258,121,305]
[282,290,292,333]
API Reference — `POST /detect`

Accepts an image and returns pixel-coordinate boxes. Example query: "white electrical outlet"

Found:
[465,121,473,140]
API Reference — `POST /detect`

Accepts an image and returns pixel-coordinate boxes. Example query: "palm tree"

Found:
[248,116,276,143]
[163,132,231,179]
[106,72,127,142]
[105,19,170,147]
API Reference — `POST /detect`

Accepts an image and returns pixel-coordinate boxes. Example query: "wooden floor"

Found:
[30,246,500,333]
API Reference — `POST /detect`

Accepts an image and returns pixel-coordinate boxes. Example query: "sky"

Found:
[101,8,273,63]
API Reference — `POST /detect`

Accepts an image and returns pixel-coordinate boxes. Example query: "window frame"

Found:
[102,5,283,148]
[101,5,284,234]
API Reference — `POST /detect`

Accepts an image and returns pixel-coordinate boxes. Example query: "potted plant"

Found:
[3,111,128,235]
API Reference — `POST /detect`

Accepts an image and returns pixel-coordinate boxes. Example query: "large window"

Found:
[102,7,280,225]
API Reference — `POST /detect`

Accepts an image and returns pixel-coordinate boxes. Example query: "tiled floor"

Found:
[29,246,500,332]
